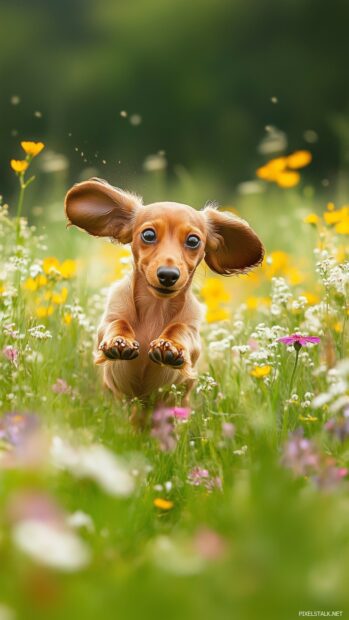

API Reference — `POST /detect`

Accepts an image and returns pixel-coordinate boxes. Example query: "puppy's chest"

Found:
[132,309,170,347]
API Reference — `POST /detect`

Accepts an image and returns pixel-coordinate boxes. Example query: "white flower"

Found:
[66,511,94,533]
[51,437,134,497]
[13,520,90,572]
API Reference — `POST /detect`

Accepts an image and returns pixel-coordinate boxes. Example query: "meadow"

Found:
[0,142,349,620]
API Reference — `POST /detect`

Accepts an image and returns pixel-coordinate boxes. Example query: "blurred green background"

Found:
[1,0,349,211]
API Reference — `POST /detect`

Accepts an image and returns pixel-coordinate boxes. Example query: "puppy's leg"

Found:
[95,319,139,364]
[148,322,200,380]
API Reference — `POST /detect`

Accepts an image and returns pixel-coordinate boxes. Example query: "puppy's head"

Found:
[65,179,264,299]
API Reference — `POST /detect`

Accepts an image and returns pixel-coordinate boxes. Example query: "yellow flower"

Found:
[327,202,335,211]
[333,322,342,333]
[276,171,300,188]
[323,206,349,227]
[43,257,60,275]
[0,282,5,295]
[10,159,29,173]
[302,292,320,305]
[60,259,77,279]
[245,296,270,310]
[335,217,349,235]
[63,312,73,325]
[285,267,305,286]
[250,365,271,378]
[153,498,174,511]
[51,287,68,305]
[201,278,231,303]
[206,308,230,323]
[286,150,312,169]
[21,141,45,157]
[36,305,54,318]
[23,275,47,291]
[304,213,319,225]
[299,415,318,422]
[256,157,287,181]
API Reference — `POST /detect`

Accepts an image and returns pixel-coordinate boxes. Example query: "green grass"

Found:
[0,182,349,620]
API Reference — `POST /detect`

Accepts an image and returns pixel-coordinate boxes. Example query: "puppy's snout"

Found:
[157,266,180,288]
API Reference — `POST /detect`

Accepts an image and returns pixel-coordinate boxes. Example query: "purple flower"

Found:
[0,412,39,446]
[151,407,177,452]
[324,413,349,442]
[281,430,319,476]
[2,345,19,364]
[278,333,321,350]
[187,467,222,492]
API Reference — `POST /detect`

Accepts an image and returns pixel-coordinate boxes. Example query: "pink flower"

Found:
[222,422,235,439]
[172,407,191,420]
[52,379,71,394]
[277,333,320,349]
[187,467,222,491]
[193,527,226,560]
[151,407,177,452]
[3,345,18,364]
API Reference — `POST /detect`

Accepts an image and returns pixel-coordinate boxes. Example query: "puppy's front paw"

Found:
[97,336,140,362]
[148,338,186,368]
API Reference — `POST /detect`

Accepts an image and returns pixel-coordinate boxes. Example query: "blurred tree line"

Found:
[1,0,349,203]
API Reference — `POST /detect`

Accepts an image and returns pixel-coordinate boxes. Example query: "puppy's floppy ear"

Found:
[65,178,142,243]
[204,208,264,275]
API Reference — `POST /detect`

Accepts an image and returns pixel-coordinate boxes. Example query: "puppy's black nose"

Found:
[157,266,180,288]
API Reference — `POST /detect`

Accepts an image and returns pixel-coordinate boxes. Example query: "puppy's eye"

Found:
[185,234,201,249]
[141,228,157,243]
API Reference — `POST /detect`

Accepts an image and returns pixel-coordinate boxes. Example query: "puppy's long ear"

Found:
[204,208,264,275]
[65,178,142,243]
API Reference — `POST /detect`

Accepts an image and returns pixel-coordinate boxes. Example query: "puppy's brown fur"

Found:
[65,179,264,405]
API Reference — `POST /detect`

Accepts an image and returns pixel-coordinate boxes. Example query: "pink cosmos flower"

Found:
[277,334,321,348]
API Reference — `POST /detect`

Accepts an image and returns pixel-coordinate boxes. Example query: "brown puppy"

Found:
[65,178,264,404]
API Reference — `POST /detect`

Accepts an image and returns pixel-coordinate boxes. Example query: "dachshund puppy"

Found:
[65,179,263,404]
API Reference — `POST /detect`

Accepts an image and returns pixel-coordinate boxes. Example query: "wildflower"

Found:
[13,519,90,572]
[151,407,177,452]
[172,407,191,420]
[187,467,222,491]
[276,171,300,188]
[52,379,71,394]
[36,305,54,318]
[222,422,235,438]
[23,274,47,291]
[60,259,77,278]
[2,345,19,364]
[50,437,134,497]
[286,150,312,169]
[153,498,174,511]
[10,160,29,173]
[304,213,319,225]
[324,411,349,442]
[250,365,271,378]
[206,308,230,323]
[0,412,39,447]
[278,334,321,350]
[63,312,73,325]
[281,430,319,477]
[66,511,94,533]
[43,256,60,275]
[20,141,45,157]
[193,527,226,560]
